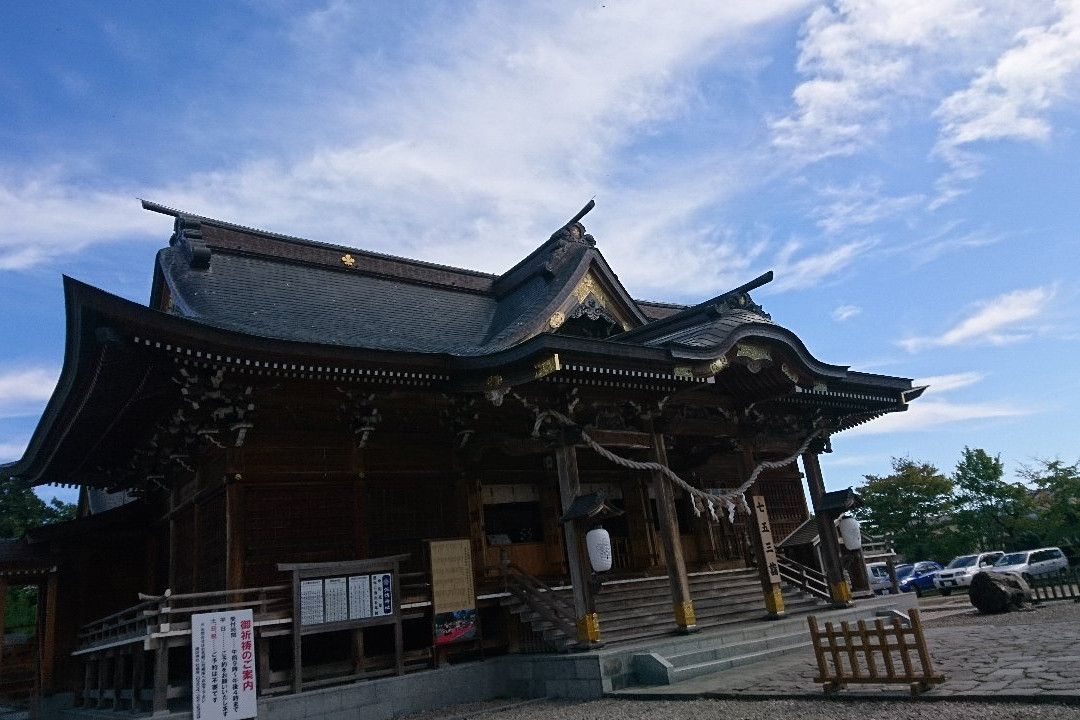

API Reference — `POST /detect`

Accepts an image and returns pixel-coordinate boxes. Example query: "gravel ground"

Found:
[921,595,1080,628]
[399,598,1080,720]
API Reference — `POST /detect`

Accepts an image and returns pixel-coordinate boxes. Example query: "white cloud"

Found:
[0,367,58,419]
[0,169,162,270]
[1,1,812,281]
[813,178,923,234]
[768,237,877,291]
[832,304,861,321]
[771,0,1000,162]
[847,397,1030,435]
[932,1,1080,202]
[914,371,985,392]
[900,285,1056,351]
[772,0,1080,205]
[845,368,1031,436]
[0,440,29,464]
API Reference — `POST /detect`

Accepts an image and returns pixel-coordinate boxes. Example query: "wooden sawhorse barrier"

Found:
[807,608,944,695]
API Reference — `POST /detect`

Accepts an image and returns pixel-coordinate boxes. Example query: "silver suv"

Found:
[992,547,1069,582]
[933,551,1005,595]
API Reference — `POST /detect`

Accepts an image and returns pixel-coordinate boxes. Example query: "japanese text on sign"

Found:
[751,495,782,582]
[192,610,257,720]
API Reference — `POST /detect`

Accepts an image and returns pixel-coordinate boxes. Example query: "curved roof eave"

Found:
[664,321,913,391]
[5,276,104,484]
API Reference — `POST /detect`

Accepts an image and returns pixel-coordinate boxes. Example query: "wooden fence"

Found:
[1029,567,1080,603]
[807,608,944,695]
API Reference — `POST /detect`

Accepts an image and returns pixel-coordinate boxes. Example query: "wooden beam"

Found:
[583,429,651,448]
[649,428,696,632]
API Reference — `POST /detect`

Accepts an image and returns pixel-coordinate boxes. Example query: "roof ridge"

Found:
[142,199,498,282]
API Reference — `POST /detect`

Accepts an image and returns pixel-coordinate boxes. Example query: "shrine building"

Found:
[0,199,923,715]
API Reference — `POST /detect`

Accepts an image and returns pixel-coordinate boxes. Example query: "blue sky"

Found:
[2,1,1079,505]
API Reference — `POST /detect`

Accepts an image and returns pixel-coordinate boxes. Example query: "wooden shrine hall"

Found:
[1,199,924,711]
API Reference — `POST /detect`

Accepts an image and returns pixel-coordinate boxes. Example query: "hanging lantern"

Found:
[838,515,862,551]
[585,526,613,572]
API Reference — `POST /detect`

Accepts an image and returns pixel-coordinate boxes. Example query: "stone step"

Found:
[633,630,812,684]
[502,568,830,650]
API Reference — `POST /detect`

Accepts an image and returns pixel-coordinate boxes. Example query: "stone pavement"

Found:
[612,602,1080,702]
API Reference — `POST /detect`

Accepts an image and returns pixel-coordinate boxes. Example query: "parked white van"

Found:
[992,547,1069,582]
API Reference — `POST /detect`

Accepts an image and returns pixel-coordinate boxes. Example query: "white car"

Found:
[866,562,892,594]
[933,551,1005,595]
[992,547,1069,582]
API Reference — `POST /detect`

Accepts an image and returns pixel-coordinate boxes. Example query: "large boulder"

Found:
[969,570,1030,613]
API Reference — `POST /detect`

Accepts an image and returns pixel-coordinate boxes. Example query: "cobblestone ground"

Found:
[400,597,1080,720]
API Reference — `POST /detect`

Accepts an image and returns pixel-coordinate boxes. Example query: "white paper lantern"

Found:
[838,515,862,551]
[585,526,613,572]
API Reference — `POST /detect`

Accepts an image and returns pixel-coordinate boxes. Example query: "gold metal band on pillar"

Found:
[830,580,853,605]
[763,586,785,615]
[674,601,696,628]
[577,613,601,643]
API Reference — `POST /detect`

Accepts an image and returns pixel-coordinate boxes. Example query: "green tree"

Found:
[951,447,1032,550]
[0,479,76,633]
[856,457,965,562]
[1018,458,1080,547]
[0,478,75,539]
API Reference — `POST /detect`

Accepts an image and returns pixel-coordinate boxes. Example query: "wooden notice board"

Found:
[428,539,478,646]
[278,554,408,692]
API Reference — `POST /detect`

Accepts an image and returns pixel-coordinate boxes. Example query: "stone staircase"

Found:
[503,567,829,651]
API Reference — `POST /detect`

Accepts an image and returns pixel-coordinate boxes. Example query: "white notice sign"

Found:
[324,577,348,623]
[300,580,325,625]
[191,610,257,720]
[348,575,372,619]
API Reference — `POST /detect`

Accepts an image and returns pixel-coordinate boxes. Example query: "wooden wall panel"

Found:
[172,508,195,594]
[197,492,226,592]
[242,481,359,587]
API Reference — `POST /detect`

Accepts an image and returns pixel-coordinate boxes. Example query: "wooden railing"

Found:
[73,573,440,714]
[499,562,578,650]
[1029,567,1080,603]
[808,607,944,695]
[777,556,831,601]
[74,585,291,713]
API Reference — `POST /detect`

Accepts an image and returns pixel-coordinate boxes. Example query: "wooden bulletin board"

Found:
[278,554,409,692]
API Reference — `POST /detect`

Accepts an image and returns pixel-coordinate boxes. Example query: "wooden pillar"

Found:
[41,572,58,692]
[648,428,697,632]
[554,438,599,645]
[168,485,178,591]
[802,451,852,606]
[739,445,785,617]
[152,638,170,714]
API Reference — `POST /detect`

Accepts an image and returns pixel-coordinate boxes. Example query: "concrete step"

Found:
[633,629,812,684]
